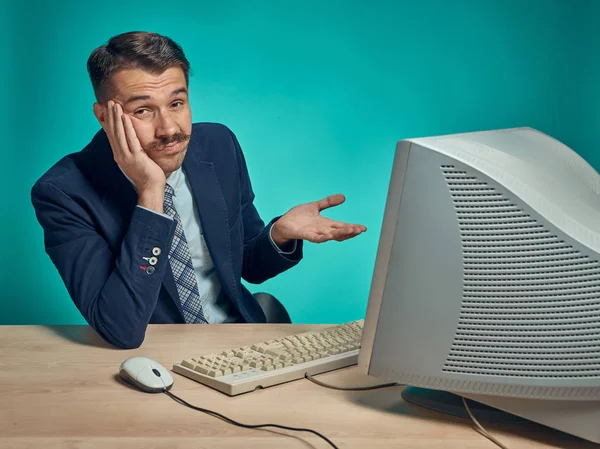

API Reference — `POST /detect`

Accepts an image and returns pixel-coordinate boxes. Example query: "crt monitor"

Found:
[358,127,600,443]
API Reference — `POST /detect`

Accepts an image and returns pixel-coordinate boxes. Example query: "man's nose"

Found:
[155,112,178,138]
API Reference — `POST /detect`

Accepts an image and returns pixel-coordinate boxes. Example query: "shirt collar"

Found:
[118,165,184,195]
[166,166,184,195]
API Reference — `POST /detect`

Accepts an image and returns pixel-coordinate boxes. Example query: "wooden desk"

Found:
[1,324,597,449]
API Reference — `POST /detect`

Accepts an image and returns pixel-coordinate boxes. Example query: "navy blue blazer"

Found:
[31,123,303,349]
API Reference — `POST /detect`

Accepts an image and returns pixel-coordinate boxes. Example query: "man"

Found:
[31,31,366,349]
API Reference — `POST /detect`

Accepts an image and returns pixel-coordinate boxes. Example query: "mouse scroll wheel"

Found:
[152,368,161,377]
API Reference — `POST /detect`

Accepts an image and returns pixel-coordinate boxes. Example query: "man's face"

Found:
[98,66,192,177]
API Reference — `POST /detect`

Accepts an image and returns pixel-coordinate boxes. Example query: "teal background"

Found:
[2,0,598,326]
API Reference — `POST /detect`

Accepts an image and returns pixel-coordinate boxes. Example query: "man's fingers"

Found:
[335,234,355,242]
[114,103,133,156]
[302,225,365,244]
[317,194,345,211]
[330,221,367,233]
[108,101,123,155]
[111,101,120,141]
[303,231,329,244]
[329,225,367,241]
[122,113,143,154]
[106,100,114,137]
[103,101,115,148]
[330,228,357,239]
[107,101,122,157]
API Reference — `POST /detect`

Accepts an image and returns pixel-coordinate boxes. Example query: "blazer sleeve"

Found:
[226,128,304,284]
[31,181,176,349]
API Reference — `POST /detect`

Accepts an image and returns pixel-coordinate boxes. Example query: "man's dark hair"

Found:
[87,31,191,103]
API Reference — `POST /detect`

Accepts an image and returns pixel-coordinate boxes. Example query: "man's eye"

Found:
[134,109,149,116]
[171,101,184,108]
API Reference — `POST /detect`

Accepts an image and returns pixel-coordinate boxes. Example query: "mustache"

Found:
[144,132,190,152]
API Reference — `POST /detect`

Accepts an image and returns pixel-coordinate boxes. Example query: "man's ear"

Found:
[93,102,107,127]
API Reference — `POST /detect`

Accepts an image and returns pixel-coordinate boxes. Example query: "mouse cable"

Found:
[305,373,509,449]
[163,389,339,449]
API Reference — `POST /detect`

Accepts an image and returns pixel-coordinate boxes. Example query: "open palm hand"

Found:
[271,194,367,245]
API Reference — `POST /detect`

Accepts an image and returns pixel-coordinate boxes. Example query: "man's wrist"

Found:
[270,221,296,253]
[138,185,165,214]
[270,221,290,246]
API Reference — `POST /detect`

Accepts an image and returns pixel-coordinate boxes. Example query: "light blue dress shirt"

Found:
[122,167,296,323]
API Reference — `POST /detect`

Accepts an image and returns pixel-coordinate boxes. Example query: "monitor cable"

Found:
[305,372,509,449]
[305,372,401,390]
[461,397,509,449]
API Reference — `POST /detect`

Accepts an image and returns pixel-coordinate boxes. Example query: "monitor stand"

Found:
[401,386,526,423]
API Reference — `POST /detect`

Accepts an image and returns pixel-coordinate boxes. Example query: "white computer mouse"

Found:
[119,356,174,393]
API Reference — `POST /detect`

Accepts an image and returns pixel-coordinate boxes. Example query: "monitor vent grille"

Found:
[440,165,600,378]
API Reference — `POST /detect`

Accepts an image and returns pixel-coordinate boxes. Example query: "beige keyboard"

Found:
[173,320,364,395]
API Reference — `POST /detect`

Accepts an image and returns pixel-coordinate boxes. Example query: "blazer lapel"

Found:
[183,136,240,306]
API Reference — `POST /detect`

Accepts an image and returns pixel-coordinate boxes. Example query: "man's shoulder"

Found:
[32,153,87,198]
[32,129,108,196]
[34,153,79,184]
[191,122,234,140]
[188,122,243,163]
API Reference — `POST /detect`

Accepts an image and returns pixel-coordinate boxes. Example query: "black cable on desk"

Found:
[163,389,339,449]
